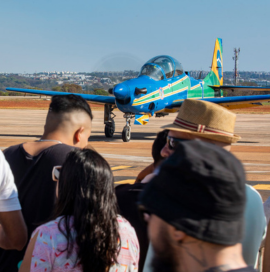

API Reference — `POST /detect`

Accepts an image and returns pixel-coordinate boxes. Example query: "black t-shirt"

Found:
[0,143,74,272]
[115,183,148,272]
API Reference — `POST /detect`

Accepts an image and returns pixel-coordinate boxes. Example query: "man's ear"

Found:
[74,127,84,145]
[172,229,186,243]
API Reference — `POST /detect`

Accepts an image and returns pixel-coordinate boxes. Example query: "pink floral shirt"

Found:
[30,215,139,271]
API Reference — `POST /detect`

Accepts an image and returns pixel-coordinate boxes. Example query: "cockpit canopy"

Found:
[139,56,184,81]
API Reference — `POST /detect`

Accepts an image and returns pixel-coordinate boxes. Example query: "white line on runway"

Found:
[246,171,270,173]
[243,163,270,166]
[101,153,153,163]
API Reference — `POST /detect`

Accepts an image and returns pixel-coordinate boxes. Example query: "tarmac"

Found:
[0,108,269,201]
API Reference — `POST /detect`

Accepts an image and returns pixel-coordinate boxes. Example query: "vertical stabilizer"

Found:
[204,38,223,86]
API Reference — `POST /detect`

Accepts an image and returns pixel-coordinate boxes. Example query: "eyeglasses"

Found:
[52,166,62,182]
[167,136,188,150]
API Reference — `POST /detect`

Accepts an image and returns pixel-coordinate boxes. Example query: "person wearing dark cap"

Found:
[139,140,256,272]
[157,99,265,268]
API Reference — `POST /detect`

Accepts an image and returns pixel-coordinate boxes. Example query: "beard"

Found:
[151,253,179,272]
[151,230,179,272]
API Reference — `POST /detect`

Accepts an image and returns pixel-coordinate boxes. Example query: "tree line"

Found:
[0,75,109,96]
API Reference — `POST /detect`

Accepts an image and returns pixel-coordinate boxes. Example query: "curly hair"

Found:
[52,149,120,272]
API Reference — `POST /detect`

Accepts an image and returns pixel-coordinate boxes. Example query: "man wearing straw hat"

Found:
[158,99,265,267]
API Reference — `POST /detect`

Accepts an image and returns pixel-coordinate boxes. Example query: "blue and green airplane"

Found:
[6,38,270,142]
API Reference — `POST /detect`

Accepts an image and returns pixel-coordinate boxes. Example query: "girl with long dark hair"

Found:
[19,149,139,272]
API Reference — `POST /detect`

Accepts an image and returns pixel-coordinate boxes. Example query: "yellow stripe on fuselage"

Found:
[132,86,188,106]
[190,83,201,90]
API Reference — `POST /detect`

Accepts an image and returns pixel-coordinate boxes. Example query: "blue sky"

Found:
[0,0,269,73]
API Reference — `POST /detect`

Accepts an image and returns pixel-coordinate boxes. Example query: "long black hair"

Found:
[52,149,120,272]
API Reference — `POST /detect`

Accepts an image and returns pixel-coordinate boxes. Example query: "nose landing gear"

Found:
[122,113,134,142]
[104,105,135,142]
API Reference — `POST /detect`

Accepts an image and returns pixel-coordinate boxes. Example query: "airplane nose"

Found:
[113,83,130,100]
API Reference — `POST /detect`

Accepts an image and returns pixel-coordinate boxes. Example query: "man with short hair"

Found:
[0,94,93,272]
[139,140,256,272]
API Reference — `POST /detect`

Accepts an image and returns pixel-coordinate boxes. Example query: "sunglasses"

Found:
[167,136,188,150]
[52,166,62,182]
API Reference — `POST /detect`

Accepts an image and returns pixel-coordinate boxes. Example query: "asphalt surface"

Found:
[0,108,269,201]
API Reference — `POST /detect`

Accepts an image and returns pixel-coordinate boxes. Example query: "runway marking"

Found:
[115,179,135,185]
[246,171,270,173]
[253,184,270,191]
[101,153,153,163]
[244,163,270,166]
[111,166,133,171]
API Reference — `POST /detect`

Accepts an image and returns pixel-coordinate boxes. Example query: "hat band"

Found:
[174,117,234,137]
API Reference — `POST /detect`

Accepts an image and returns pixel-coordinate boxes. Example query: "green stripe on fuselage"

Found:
[133,78,189,105]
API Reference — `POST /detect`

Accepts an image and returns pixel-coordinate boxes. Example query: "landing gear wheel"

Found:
[122,126,131,142]
[105,120,115,138]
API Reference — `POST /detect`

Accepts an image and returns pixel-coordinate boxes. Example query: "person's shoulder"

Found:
[44,144,76,163]
[117,216,139,248]
[37,218,60,231]
[49,144,75,153]
[245,184,263,202]
[117,215,136,232]
[0,149,4,162]
[34,217,62,237]
[3,144,21,155]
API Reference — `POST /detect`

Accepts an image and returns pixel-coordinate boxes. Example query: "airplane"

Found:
[6,38,270,142]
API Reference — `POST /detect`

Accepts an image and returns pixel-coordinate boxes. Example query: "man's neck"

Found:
[22,132,73,156]
[41,132,68,144]
[177,242,247,272]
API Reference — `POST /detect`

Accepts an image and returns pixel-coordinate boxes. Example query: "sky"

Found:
[0,0,270,73]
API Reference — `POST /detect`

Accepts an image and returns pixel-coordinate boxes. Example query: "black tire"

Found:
[104,121,115,138]
[122,126,131,142]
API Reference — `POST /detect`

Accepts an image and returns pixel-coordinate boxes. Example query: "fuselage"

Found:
[112,55,219,115]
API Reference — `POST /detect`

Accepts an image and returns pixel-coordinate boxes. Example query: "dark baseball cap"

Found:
[138,140,246,245]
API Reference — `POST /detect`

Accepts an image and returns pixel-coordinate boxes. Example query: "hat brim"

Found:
[139,179,244,245]
[161,123,241,144]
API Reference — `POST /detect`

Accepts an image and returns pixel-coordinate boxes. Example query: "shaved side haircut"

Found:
[49,95,93,120]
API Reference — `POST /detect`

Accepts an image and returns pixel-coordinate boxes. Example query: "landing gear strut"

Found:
[104,104,116,138]
[122,113,134,142]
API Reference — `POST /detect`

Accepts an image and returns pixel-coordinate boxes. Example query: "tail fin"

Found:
[204,38,223,86]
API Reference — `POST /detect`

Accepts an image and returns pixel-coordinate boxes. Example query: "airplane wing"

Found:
[210,85,270,92]
[5,88,116,105]
[170,94,270,110]
[202,95,270,110]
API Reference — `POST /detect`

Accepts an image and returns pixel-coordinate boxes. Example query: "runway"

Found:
[0,108,269,201]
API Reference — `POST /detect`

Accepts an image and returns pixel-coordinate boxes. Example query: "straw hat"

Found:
[161,99,241,143]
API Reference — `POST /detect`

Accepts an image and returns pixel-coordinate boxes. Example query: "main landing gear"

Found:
[104,104,116,138]
[122,113,134,142]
